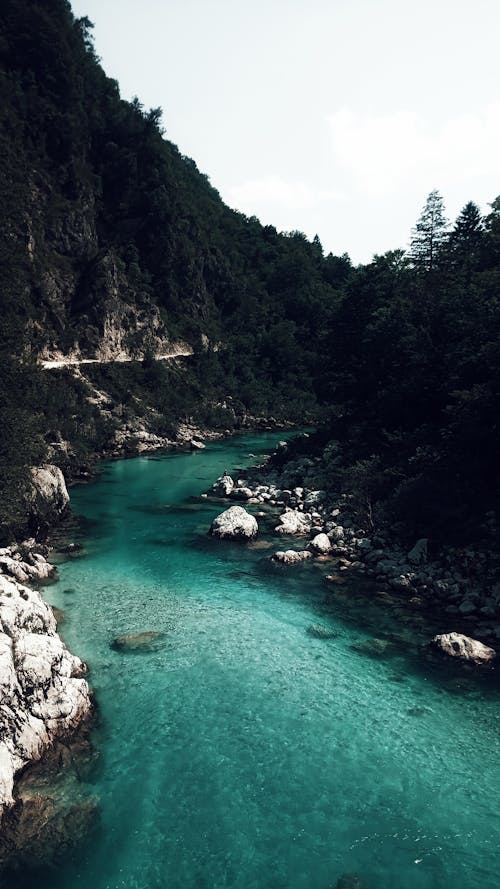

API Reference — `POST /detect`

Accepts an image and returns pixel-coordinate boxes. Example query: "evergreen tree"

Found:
[409,190,448,272]
[448,201,484,280]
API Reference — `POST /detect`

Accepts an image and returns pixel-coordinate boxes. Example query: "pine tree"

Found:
[409,190,448,272]
[449,201,484,281]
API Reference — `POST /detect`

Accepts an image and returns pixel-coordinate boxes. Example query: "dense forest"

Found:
[0,0,499,548]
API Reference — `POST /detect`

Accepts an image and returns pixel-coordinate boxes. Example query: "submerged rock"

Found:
[111,631,164,653]
[333,875,365,889]
[0,734,99,872]
[428,632,496,665]
[210,506,258,540]
[307,624,338,639]
[351,638,392,658]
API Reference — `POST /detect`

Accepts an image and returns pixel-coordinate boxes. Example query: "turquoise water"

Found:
[8,433,500,888]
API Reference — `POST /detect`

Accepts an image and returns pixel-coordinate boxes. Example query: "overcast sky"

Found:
[71,0,500,263]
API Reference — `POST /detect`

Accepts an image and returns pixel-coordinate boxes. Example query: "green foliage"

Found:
[0,2,499,547]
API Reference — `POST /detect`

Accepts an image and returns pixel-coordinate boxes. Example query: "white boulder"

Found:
[309,533,331,554]
[272,550,312,564]
[210,506,258,540]
[0,574,92,817]
[275,509,312,536]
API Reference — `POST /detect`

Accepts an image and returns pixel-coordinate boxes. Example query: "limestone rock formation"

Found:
[210,506,258,540]
[0,574,92,821]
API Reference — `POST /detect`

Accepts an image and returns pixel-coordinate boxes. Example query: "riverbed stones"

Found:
[429,632,496,665]
[210,505,258,540]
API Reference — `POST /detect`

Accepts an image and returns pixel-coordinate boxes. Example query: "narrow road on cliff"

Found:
[40,348,193,370]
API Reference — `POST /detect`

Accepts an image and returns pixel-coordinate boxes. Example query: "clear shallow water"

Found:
[8,433,500,889]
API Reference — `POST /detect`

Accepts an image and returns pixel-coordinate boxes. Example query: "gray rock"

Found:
[275,509,312,536]
[30,465,69,524]
[272,550,312,564]
[429,632,496,665]
[190,439,205,450]
[210,506,258,540]
[230,486,254,501]
[211,474,234,497]
[408,538,428,565]
[309,533,331,554]
[111,631,163,652]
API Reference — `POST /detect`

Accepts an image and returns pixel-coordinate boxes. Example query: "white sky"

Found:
[71,0,500,263]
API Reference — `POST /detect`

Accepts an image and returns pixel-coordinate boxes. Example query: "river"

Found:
[8,432,499,889]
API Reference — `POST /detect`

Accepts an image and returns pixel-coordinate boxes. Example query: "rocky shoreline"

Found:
[206,438,498,667]
[0,467,94,867]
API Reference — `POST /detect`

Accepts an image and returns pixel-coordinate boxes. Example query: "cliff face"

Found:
[0,0,343,377]
[0,569,92,820]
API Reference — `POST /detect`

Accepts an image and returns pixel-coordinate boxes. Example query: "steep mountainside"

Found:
[0,0,499,554]
[0,0,348,371]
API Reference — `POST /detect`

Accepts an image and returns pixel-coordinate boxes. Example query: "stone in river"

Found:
[351,638,392,658]
[111,631,164,653]
[307,624,338,640]
[210,505,258,540]
[272,550,312,564]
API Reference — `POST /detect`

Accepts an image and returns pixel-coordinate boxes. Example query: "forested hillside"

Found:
[0,0,499,548]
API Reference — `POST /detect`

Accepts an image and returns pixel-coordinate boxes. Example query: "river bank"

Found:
[7,431,495,889]
[204,436,499,655]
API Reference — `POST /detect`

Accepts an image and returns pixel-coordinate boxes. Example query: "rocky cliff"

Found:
[0,568,92,822]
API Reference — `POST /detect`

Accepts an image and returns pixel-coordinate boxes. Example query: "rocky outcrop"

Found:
[30,465,69,527]
[429,632,496,665]
[210,506,258,540]
[0,574,92,821]
[0,541,56,586]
